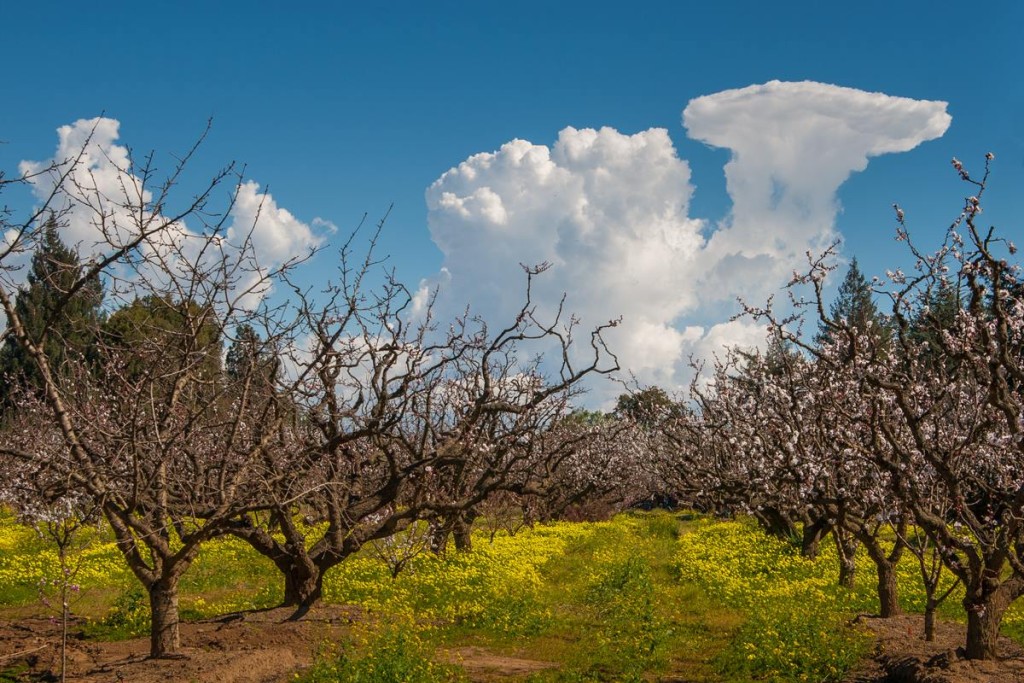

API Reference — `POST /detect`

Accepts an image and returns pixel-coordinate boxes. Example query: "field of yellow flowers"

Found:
[2,509,1023,682]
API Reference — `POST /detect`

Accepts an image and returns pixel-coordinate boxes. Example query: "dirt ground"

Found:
[845,614,1024,683]
[0,605,558,682]
[0,606,353,682]
[2,609,1024,682]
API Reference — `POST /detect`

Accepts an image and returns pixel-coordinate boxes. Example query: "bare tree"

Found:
[227,261,621,613]
[385,265,622,553]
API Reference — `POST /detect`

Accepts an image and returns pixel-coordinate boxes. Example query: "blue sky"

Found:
[3,1,1022,400]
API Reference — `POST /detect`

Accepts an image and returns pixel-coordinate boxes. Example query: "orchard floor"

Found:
[2,609,1024,683]
[845,614,1024,683]
[0,604,562,683]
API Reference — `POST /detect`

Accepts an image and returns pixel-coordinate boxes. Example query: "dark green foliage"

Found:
[225,323,277,384]
[560,408,606,427]
[0,662,30,682]
[816,257,890,356]
[615,386,677,427]
[761,334,799,375]
[907,275,962,366]
[83,588,150,641]
[916,277,960,332]
[99,295,222,386]
[0,217,103,413]
[301,626,466,683]
[733,334,802,396]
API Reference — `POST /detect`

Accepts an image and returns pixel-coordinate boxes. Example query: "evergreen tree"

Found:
[816,257,890,357]
[100,295,222,386]
[225,323,278,385]
[733,333,802,398]
[0,217,103,410]
[615,386,677,427]
[909,275,961,364]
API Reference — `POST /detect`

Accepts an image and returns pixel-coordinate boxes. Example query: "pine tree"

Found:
[816,257,890,357]
[909,275,961,363]
[225,323,278,386]
[0,217,103,410]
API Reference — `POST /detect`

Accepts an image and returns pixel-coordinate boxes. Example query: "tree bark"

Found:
[427,511,478,553]
[227,521,325,614]
[838,558,856,589]
[801,516,830,559]
[755,507,797,542]
[962,577,1022,660]
[427,518,449,555]
[453,524,473,552]
[924,601,937,642]
[858,531,902,617]
[281,556,322,608]
[286,572,325,621]
[833,530,858,590]
[874,559,901,617]
[965,601,1003,660]
[452,511,477,552]
[148,578,181,658]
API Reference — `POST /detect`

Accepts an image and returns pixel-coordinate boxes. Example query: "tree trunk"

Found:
[964,601,1003,660]
[60,593,68,683]
[227,520,325,615]
[801,517,830,559]
[755,507,797,542]
[428,518,449,555]
[924,601,937,642]
[452,512,476,552]
[859,532,902,617]
[148,578,181,658]
[453,524,473,552]
[838,558,856,590]
[833,531,858,590]
[281,557,322,609]
[286,571,325,621]
[962,580,1019,660]
[875,559,901,617]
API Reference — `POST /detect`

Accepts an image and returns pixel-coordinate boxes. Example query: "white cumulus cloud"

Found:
[425,126,707,389]
[228,180,323,268]
[422,81,951,405]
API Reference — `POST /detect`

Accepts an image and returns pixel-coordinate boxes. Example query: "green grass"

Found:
[302,621,468,683]
[0,663,30,683]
